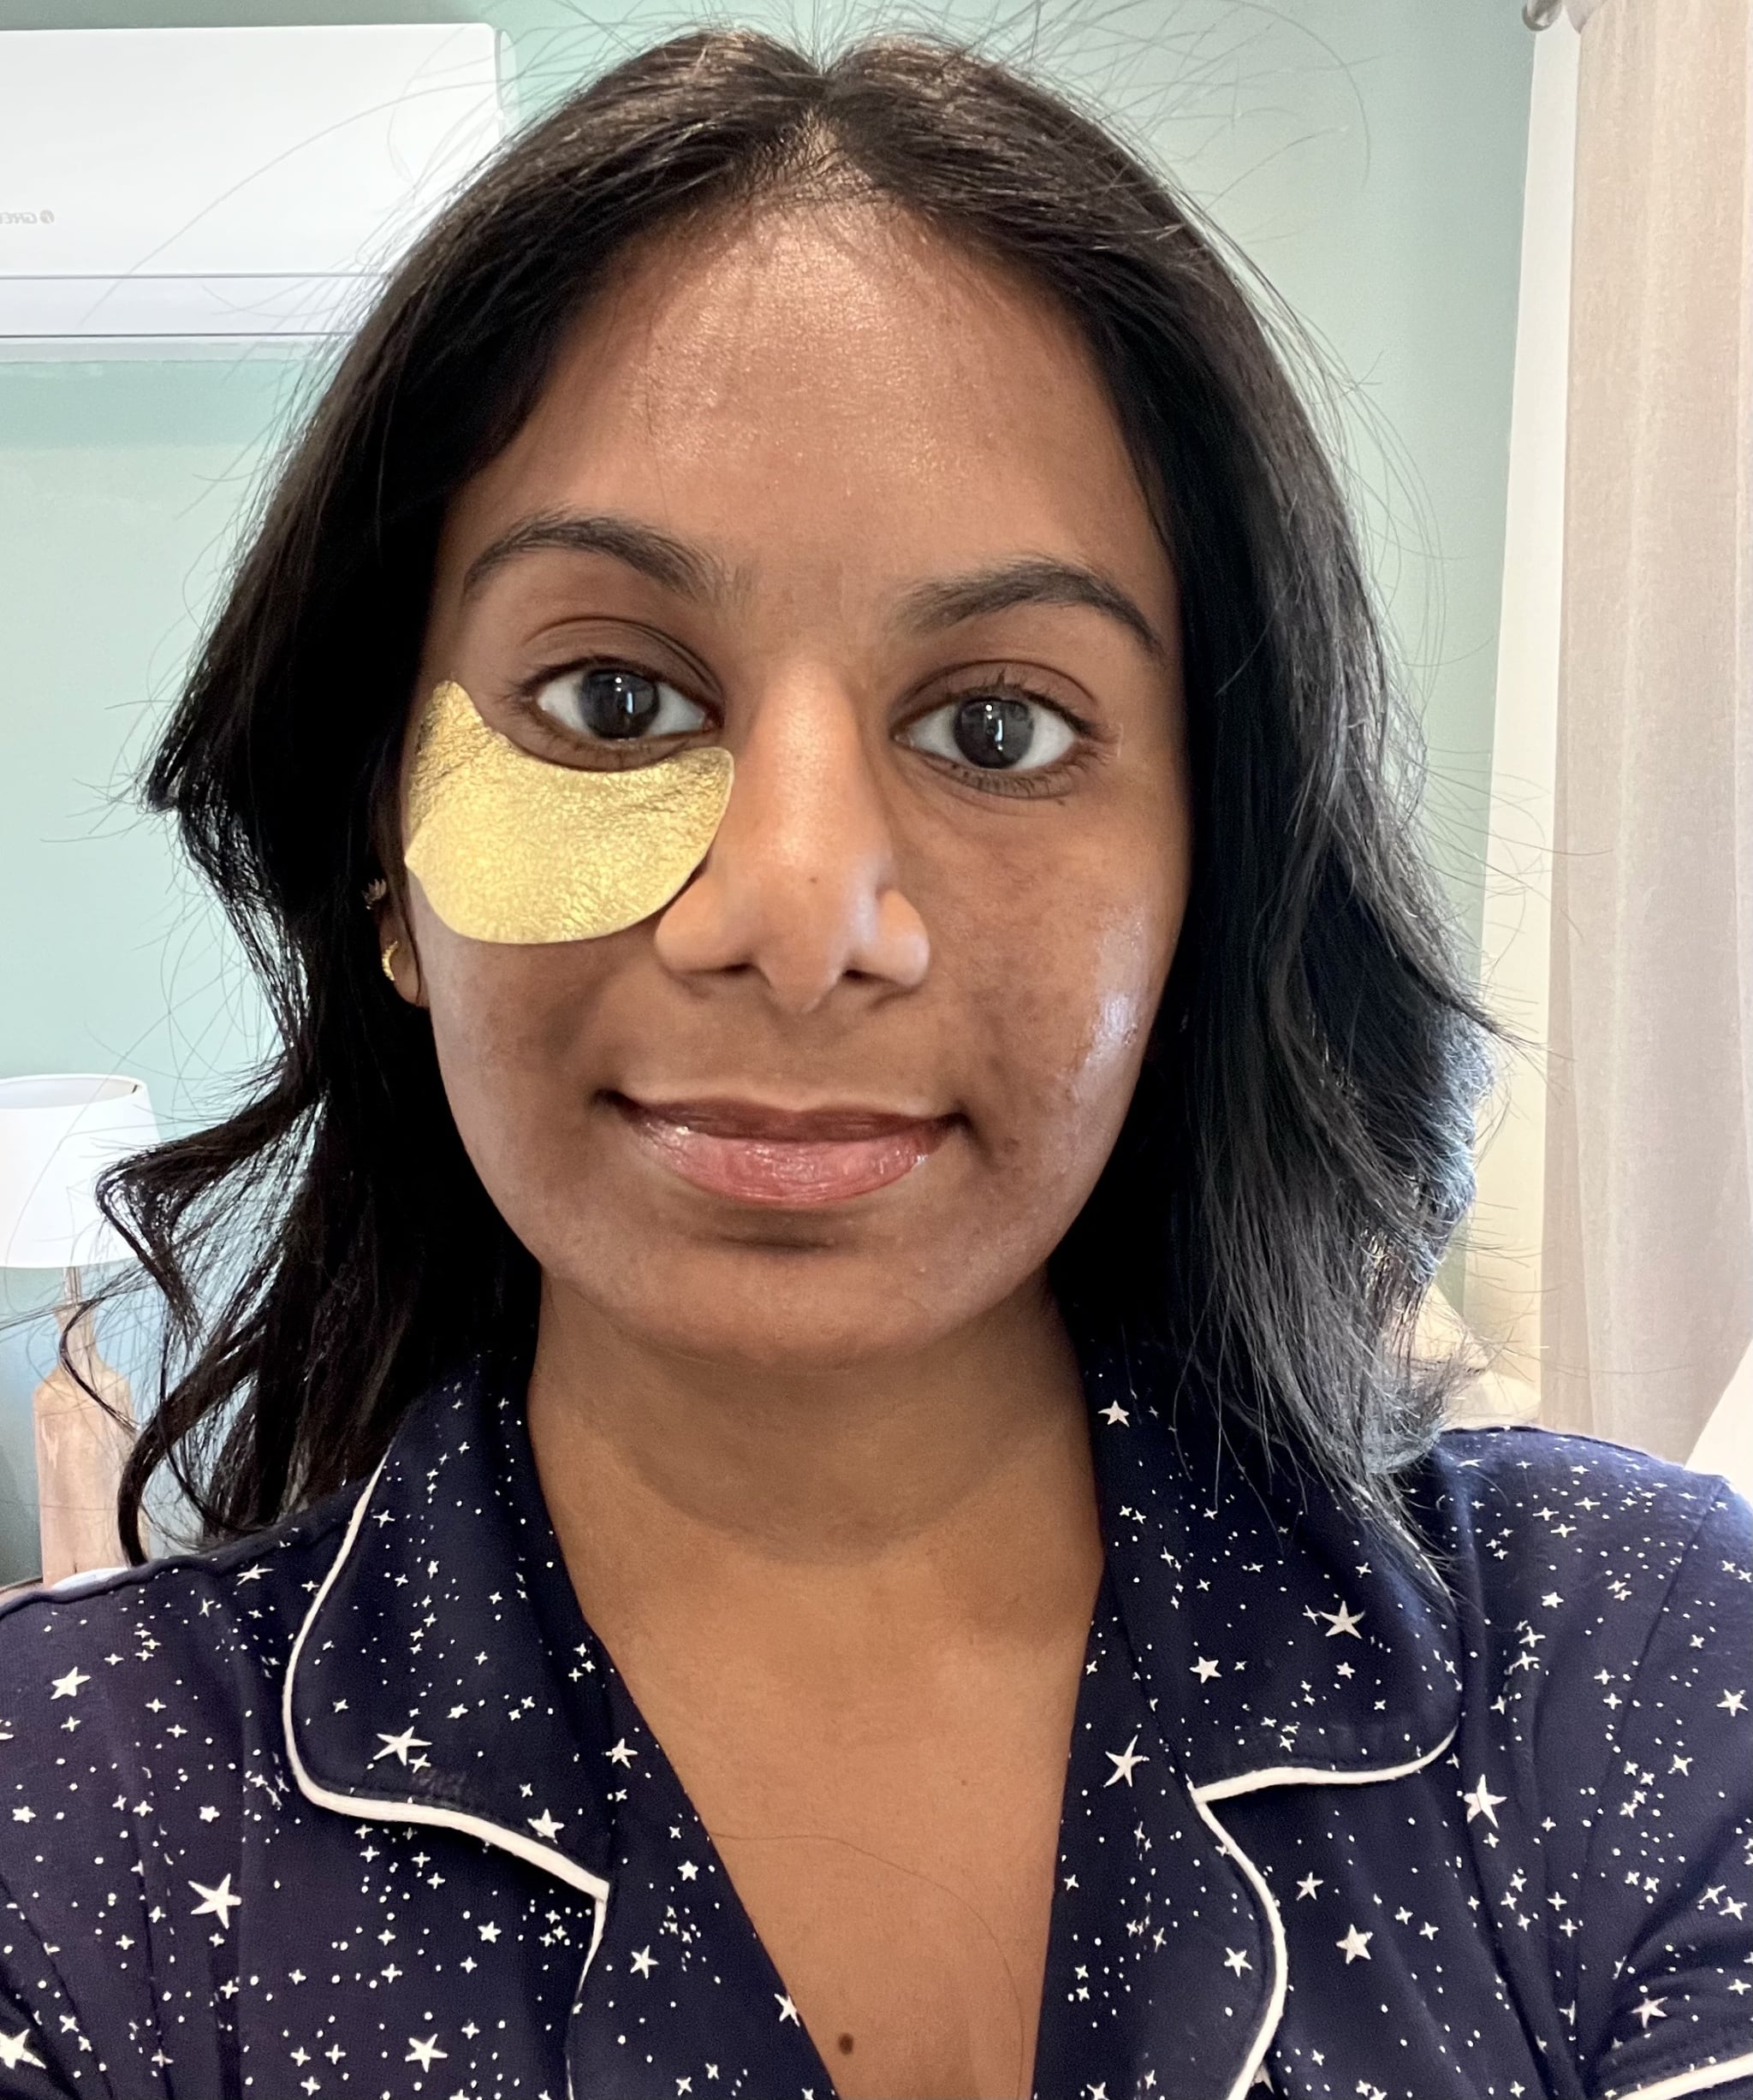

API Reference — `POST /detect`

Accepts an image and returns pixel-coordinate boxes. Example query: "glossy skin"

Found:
[380,200,1192,2097]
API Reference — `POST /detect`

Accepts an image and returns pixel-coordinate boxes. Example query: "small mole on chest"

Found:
[836,2033,855,2056]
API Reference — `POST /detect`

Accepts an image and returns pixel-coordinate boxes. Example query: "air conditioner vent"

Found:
[0,24,507,354]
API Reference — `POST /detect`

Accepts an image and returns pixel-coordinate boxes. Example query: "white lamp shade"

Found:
[0,1074,159,1269]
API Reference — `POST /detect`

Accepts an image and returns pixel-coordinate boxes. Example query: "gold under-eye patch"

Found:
[403,678,734,944]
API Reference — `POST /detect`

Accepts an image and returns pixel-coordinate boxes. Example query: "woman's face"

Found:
[396,204,1191,1373]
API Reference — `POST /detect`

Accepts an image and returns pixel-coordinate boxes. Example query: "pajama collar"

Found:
[282,1322,1463,2099]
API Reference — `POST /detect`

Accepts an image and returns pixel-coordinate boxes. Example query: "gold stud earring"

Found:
[380,939,401,983]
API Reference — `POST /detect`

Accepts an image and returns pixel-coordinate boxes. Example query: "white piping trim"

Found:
[1186,1722,1460,2100]
[1196,1727,1461,1804]
[1609,2053,1753,2100]
[1186,1780,1289,2100]
[280,1447,612,1966]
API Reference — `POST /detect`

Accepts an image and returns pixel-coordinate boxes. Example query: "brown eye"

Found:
[534,664,708,742]
[901,691,1078,773]
[953,696,1031,766]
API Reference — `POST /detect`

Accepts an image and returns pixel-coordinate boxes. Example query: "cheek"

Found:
[410,895,607,1180]
[1022,925,1160,1113]
[953,884,1178,1192]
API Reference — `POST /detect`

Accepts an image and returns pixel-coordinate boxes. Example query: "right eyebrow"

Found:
[458,509,746,610]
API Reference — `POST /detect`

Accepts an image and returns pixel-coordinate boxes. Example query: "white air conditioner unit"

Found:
[0,24,509,357]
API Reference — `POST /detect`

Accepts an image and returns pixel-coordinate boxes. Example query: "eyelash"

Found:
[511,658,1098,799]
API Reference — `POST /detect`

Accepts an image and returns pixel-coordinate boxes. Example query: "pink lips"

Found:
[613,1094,955,1206]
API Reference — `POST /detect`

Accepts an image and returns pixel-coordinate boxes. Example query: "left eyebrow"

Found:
[892,555,1171,668]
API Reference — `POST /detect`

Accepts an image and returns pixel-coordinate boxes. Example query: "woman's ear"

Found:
[365,876,427,1009]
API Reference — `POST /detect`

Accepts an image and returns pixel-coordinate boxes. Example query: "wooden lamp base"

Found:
[31,1278,135,1587]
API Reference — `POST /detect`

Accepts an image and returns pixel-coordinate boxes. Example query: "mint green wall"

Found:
[0,1,1532,1577]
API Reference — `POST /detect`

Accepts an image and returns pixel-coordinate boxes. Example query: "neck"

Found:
[526,1273,1103,1658]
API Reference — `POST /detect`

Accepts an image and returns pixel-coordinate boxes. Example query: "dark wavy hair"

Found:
[81,26,1515,1578]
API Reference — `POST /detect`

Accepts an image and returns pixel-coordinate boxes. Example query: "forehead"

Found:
[434,201,1171,625]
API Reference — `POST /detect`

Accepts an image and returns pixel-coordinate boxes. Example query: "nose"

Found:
[651,674,930,1014]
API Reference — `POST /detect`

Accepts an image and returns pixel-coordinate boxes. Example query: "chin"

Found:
[553,1230,972,1377]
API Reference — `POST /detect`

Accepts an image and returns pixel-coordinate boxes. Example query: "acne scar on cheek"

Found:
[402,678,734,944]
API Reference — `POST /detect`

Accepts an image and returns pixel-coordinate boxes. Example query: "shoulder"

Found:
[0,1473,365,1666]
[1422,1412,1738,1510]
[1411,1430,1753,2093]
[0,1479,364,1854]
[1413,1416,1749,1610]
[1410,1419,1750,1776]
[0,1484,368,2079]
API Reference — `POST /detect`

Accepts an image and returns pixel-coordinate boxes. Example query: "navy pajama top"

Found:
[0,1324,1748,2100]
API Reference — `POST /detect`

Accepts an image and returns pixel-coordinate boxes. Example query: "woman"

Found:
[0,27,1746,2100]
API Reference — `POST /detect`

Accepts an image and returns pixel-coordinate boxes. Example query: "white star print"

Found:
[0,2028,46,2071]
[370,1725,431,1766]
[49,1668,89,1700]
[1103,1733,1150,1786]
[1463,1774,1506,1826]
[0,1315,1741,2100]
[189,1875,241,1931]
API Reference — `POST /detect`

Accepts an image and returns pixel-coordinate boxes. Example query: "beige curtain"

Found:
[1538,0,1753,1462]
[1460,14,1578,1429]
